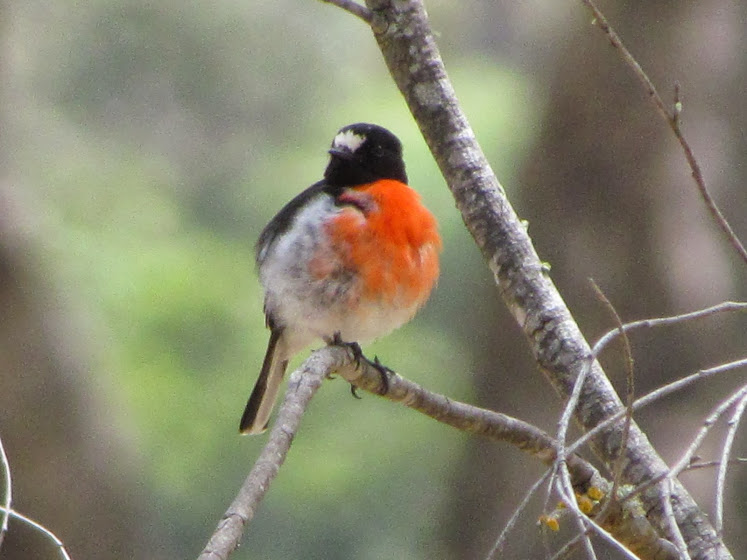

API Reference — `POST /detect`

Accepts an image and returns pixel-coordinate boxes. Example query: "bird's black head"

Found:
[324,123,408,187]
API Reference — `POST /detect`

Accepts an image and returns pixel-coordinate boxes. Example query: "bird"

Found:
[240,123,441,435]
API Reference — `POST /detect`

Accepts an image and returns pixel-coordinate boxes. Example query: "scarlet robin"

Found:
[240,123,441,434]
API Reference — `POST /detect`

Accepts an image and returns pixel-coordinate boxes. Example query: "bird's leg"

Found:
[327,332,391,396]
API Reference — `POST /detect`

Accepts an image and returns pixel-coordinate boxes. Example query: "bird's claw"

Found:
[328,333,392,397]
[369,355,392,395]
[329,331,363,368]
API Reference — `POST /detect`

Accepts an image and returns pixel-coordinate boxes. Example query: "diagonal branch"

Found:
[335,347,678,560]
[580,0,747,265]
[0,506,72,560]
[198,340,680,560]
[715,391,747,534]
[362,0,732,558]
[196,349,349,560]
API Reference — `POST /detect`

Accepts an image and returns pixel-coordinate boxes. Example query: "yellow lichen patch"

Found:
[577,494,594,514]
[587,486,605,501]
[538,514,560,532]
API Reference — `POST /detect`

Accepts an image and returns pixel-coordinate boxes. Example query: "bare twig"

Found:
[318,0,372,22]
[670,386,747,478]
[715,388,747,534]
[581,0,747,264]
[615,384,747,510]
[485,471,552,560]
[0,436,11,550]
[554,467,639,560]
[570,357,747,456]
[549,534,590,560]
[580,298,747,541]
[633,385,747,555]
[579,522,599,560]
[334,347,575,469]
[660,477,692,559]
[554,353,591,485]
[197,349,347,560]
[0,506,72,560]
[592,302,747,358]
[573,302,747,462]
[686,458,747,472]
[196,342,597,560]
[200,336,684,560]
[589,281,635,516]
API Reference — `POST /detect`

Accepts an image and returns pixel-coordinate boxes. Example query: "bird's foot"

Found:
[329,332,363,368]
[368,356,392,395]
[327,333,391,396]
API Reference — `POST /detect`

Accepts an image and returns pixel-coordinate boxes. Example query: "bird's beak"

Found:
[328,147,354,160]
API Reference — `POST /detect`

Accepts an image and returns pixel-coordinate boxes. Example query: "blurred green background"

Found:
[1,1,746,559]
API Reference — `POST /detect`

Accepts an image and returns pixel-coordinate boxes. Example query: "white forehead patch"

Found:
[332,129,366,153]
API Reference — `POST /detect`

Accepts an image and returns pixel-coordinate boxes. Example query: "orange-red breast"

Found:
[240,123,441,434]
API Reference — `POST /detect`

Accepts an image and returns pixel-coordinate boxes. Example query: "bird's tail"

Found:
[239,328,288,435]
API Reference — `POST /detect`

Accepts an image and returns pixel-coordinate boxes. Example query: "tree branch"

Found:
[335,348,678,560]
[363,0,732,558]
[580,0,747,265]
[569,357,747,457]
[199,339,683,560]
[318,0,372,23]
[1,433,72,559]
[196,349,348,560]
[715,390,747,535]
[0,436,10,550]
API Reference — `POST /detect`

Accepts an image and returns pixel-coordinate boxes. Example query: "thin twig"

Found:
[592,302,747,358]
[581,0,747,264]
[318,0,372,23]
[714,387,747,534]
[204,338,678,560]
[547,279,632,560]
[570,357,747,456]
[485,471,552,560]
[576,303,747,459]
[660,478,692,559]
[554,467,598,560]
[554,468,639,560]
[670,386,747,478]
[589,280,635,516]
[550,359,596,560]
[548,533,584,560]
[542,462,561,530]
[0,506,72,560]
[621,385,747,508]
[0,436,11,550]
[549,533,590,560]
[686,458,747,472]
[580,521,599,560]
[551,354,594,530]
